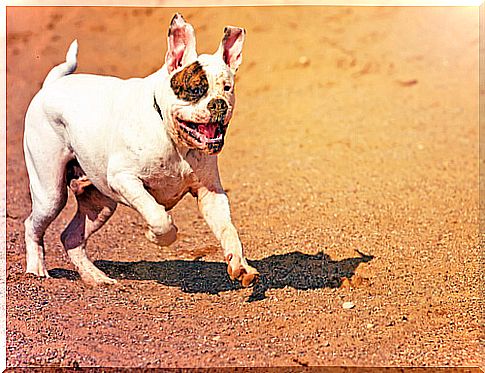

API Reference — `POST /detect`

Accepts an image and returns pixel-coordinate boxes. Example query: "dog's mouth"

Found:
[176,117,227,154]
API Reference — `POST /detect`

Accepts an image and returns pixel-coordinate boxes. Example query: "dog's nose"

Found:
[207,98,228,123]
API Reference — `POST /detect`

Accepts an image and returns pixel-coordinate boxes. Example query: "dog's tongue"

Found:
[198,123,218,139]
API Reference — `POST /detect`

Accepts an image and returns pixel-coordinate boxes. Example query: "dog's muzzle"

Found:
[175,98,230,155]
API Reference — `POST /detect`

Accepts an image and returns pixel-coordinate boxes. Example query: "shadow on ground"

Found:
[50,250,373,301]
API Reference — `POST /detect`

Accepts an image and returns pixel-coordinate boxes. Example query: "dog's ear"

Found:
[217,26,246,74]
[165,13,197,74]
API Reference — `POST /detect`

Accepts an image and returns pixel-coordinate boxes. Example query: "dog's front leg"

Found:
[197,186,259,287]
[109,172,177,246]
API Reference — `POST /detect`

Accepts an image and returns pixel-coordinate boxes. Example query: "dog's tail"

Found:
[42,39,78,88]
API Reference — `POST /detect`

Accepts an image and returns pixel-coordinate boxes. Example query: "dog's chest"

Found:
[141,150,204,210]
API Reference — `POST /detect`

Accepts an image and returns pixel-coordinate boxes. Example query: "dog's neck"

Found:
[148,66,170,124]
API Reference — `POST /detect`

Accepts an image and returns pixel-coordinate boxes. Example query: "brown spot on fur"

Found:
[170,61,209,102]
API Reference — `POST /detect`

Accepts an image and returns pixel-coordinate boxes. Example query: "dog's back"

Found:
[25,38,155,170]
[24,41,160,202]
[31,40,148,135]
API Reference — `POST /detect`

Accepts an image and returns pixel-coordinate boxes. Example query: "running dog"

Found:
[23,14,259,287]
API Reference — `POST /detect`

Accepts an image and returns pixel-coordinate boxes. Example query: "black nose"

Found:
[207,98,228,122]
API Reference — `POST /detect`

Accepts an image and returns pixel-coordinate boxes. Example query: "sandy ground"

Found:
[5,6,483,368]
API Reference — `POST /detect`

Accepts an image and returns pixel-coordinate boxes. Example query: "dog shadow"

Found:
[50,250,373,301]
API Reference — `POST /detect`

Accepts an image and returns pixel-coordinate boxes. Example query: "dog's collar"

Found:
[153,95,163,121]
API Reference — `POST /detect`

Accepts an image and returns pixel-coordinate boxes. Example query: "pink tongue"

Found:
[198,123,217,139]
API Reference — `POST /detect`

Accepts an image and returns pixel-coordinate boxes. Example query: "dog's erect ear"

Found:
[217,26,246,74]
[165,13,197,74]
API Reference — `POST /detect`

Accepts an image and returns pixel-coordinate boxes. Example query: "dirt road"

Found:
[6,6,482,367]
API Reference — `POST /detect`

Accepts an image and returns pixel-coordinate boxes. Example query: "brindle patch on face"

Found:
[170,61,209,102]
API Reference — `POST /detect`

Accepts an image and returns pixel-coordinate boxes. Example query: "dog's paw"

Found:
[145,225,178,247]
[75,265,118,286]
[26,265,50,278]
[26,257,50,278]
[81,273,118,287]
[227,258,260,287]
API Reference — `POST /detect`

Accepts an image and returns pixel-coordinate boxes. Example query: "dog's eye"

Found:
[190,87,203,96]
[224,85,232,92]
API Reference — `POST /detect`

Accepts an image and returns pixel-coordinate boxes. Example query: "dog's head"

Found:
[160,14,245,155]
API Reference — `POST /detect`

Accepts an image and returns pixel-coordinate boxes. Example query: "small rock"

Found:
[366,323,374,329]
[212,336,221,341]
[342,301,355,309]
[298,56,310,67]
[322,341,330,347]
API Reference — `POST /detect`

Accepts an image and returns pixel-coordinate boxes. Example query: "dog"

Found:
[23,13,259,288]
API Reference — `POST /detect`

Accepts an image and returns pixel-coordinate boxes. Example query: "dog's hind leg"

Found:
[23,117,70,278]
[61,171,117,285]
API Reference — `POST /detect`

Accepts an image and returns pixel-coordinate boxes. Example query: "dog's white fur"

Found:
[23,14,259,286]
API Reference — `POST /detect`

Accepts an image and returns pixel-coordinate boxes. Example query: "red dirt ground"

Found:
[6,6,483,368]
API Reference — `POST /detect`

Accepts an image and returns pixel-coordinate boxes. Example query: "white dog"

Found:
[23,14,259,287]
